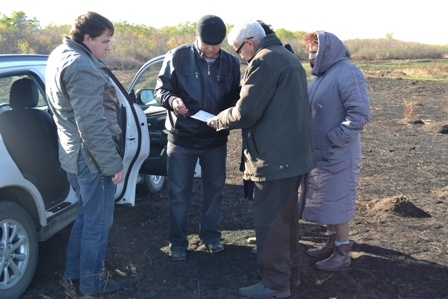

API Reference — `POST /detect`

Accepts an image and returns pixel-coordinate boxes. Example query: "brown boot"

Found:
[307,234,336,258]
[314,241,353,271]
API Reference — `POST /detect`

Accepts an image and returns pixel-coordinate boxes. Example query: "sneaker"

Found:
[207,242,224,253]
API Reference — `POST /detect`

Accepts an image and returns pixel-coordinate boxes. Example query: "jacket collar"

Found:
[63,37,107,68]
[193,41,221,61]
[247,34,282,63]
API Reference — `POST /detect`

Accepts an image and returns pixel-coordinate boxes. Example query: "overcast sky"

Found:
[2,0,446,45]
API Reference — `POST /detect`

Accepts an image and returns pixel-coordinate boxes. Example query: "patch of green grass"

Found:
[300,59,448,82]
[356,59,448,81]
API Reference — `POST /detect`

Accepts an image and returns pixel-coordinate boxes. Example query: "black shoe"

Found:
[79,278,125,297]
[207,242,224,253]
[171,250,187,261]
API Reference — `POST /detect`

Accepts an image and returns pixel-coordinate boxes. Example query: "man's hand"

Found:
[112,169,124,185]
[207,116,218,129]
[173,98,189,116]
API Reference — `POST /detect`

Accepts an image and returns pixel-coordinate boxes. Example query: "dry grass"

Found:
[400,62,448,80]
[403,98,418,119]
[357,59,448,82]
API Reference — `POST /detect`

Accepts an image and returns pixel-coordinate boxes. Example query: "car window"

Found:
[0,74,47,111]
[130,58,164,106]
[133,59,163,94]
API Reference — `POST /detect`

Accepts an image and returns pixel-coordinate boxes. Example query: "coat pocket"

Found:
[321,145,350,175]
[245,130,260,159]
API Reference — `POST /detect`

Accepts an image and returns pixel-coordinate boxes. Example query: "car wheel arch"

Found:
[0,186,41,231]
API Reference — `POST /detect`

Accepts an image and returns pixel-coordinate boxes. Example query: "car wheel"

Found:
[137,175,165,194]
[0,201,38,299]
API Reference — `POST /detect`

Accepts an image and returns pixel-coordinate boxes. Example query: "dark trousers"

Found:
[252,175,304,291]
[244,179,255,201]
[167,141,226,250]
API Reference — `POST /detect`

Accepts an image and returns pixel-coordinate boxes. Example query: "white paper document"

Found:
[191,110,216,122]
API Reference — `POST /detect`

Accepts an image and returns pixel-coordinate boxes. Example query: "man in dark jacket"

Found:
[155,15,240,261]
[208,20,315,298]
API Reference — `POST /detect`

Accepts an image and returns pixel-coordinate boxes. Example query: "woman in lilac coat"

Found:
[299,31,370,271]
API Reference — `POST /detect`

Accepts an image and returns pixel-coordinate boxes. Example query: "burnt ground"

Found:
[21,77,448,299]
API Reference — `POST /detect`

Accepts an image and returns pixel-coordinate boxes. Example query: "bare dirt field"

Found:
[21,77,448,299]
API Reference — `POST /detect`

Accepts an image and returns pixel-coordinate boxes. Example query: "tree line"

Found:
[1,11,447,70]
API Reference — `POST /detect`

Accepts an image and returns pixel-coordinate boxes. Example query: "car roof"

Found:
[0,54,48,68]
[0,54,48,61]
[0,54,49,81]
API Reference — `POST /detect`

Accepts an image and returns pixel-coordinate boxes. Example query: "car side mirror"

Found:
[135,89,156,105]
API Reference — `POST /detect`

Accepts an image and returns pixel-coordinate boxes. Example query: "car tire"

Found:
[137,175,165,194]
[0,201,38,299]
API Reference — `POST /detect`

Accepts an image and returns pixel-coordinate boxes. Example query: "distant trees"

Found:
[1,11,447,70]
[385,31,395,40]
[1,11,39,53]
[0,11,69,54]
[274,28,307,57]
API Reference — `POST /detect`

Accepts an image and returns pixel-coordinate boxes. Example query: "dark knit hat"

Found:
[196,15,226,45]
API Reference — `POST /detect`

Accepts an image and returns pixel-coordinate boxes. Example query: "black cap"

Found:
[196,15,226,45]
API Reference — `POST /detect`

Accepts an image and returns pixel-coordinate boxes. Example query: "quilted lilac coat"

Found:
[299,31,370,225]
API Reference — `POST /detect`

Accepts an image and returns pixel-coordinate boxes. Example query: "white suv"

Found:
[0,54,190,299]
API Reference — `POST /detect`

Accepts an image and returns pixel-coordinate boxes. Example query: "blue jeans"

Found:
[64,154,116,295]
[167,141,226,251]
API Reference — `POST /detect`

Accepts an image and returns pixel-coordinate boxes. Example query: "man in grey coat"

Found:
[46,12,124,296]
[300,31,370,271]
[208,20,315,299]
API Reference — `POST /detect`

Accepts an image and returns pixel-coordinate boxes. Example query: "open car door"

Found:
[128,56,169,180]
[107,71,150,206]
